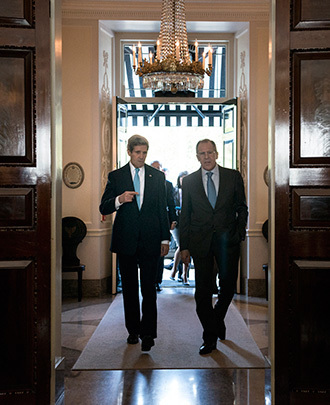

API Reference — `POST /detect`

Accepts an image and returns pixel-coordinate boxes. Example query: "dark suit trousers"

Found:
[193,234,240,343]
[118,250,159,339]
[155,256,164,284]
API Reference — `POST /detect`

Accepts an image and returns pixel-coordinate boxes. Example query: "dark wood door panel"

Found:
[293,0,330,30]
[0,0,33,28]
[274,0,330,403]
[288,233,330,257]
[0,0,51,403]
[292,51,330,166]
[0,260,35,391]
[290,261,330,389]
[0,49,34,165]
[0,233,38,257]
[0,187,35,228]
[291,188,330,228]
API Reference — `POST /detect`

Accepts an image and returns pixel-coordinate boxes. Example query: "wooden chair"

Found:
[62,217,87,302]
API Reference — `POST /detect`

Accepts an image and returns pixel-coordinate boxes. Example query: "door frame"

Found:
[111,95,241,295]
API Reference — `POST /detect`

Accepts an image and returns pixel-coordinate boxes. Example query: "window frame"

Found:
[115,32,235,99]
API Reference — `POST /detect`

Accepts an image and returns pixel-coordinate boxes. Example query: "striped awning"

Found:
[120,103,224,127]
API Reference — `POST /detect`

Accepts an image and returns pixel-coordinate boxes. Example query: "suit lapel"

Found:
[216,165,229,208]
[195,169,211,207]
[141,165,153,210]
[122,163,134,190]
[197,165,223,209]
[122,163,140,210]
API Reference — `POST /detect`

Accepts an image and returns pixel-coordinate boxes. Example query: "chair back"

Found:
[62,216,87,266]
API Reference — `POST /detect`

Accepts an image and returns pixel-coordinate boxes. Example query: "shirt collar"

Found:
[129,162,145,177]
[201,164,218,177]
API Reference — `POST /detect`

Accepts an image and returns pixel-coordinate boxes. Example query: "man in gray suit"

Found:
[180,139,248,355]
[100,135,170,351]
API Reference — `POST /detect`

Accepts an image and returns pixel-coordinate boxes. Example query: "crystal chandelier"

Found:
[133,0,212,95]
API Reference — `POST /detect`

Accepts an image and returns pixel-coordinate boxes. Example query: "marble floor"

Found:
[62,273,271,404]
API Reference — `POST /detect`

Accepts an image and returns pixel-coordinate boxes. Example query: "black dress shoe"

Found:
[199,342,217,355]
[127,334,139,344]
[155,283,162,292]
[141,335,155,352]
[218,321,226,340]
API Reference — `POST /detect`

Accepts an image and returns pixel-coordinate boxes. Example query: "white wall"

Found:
[247,22,269,286]
[61,7,270,296]
[62,19,111,283]
[235,21,269,293]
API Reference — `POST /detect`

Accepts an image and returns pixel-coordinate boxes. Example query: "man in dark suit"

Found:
[151,160,177,291]
[99,135,170,351]
[180,139,248,355]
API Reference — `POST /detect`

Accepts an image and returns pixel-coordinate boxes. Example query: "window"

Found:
[123,41,228,98]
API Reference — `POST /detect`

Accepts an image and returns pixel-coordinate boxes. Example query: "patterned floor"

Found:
[62,281,270,404]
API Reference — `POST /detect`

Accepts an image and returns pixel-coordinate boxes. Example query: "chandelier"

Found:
[133,0,212,95]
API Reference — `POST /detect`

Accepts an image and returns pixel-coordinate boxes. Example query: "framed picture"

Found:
[63,162,85,189]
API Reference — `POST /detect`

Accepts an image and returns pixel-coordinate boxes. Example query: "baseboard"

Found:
[62,276,111,299]
[248,278,266,297]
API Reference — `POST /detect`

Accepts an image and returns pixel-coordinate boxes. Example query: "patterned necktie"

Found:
[133,168,140,209]
[206,171,217,208]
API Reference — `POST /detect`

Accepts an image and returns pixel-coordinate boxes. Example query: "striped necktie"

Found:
[206,171,217,208]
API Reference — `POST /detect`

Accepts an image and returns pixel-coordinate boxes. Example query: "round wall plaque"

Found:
[63,162,84,189]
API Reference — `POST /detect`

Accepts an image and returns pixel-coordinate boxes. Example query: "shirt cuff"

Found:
[161,240,170,244]
[115,196,122,210]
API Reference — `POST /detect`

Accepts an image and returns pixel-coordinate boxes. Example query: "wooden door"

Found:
[272,0,330,403]
[0,1,51,403]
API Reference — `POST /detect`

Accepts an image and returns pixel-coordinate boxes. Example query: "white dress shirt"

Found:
[115,162,169,245]
[115,163,145,209]
[201,164,219,197]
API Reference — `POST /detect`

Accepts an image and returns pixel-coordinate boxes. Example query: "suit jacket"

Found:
[99,163,170,256]
[165,180,177,224]
[180,165,248,258]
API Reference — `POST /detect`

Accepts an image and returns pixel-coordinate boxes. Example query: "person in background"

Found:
[180,139,248,355]
[99,135,170,352]
[151,160,177,291]
[169,171,190,285]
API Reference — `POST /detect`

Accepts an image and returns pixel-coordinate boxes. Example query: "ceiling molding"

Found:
[62,1,269,22]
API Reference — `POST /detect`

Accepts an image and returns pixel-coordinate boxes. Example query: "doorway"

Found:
[115,97,240,181]
[112,96,240,293]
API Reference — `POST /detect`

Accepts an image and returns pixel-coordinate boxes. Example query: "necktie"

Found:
[206,171,217,208]
[133,168,140,209]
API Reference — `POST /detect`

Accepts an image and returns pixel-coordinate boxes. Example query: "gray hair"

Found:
[127,134,149,152]
[196,139,217,154]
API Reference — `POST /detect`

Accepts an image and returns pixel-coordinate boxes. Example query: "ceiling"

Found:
[101,20,249,34]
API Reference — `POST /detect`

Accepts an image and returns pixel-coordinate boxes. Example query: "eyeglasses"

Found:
[197,151,216,157]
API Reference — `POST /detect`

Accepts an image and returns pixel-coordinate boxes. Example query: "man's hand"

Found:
[181,249,191,265]
[170,221,177,230]
[118,191,138,204]
[160,243,169,257]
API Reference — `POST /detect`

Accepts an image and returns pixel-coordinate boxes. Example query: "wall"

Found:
[62,19,112,296]
[61,1,270,298]
[244,22,269,296]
